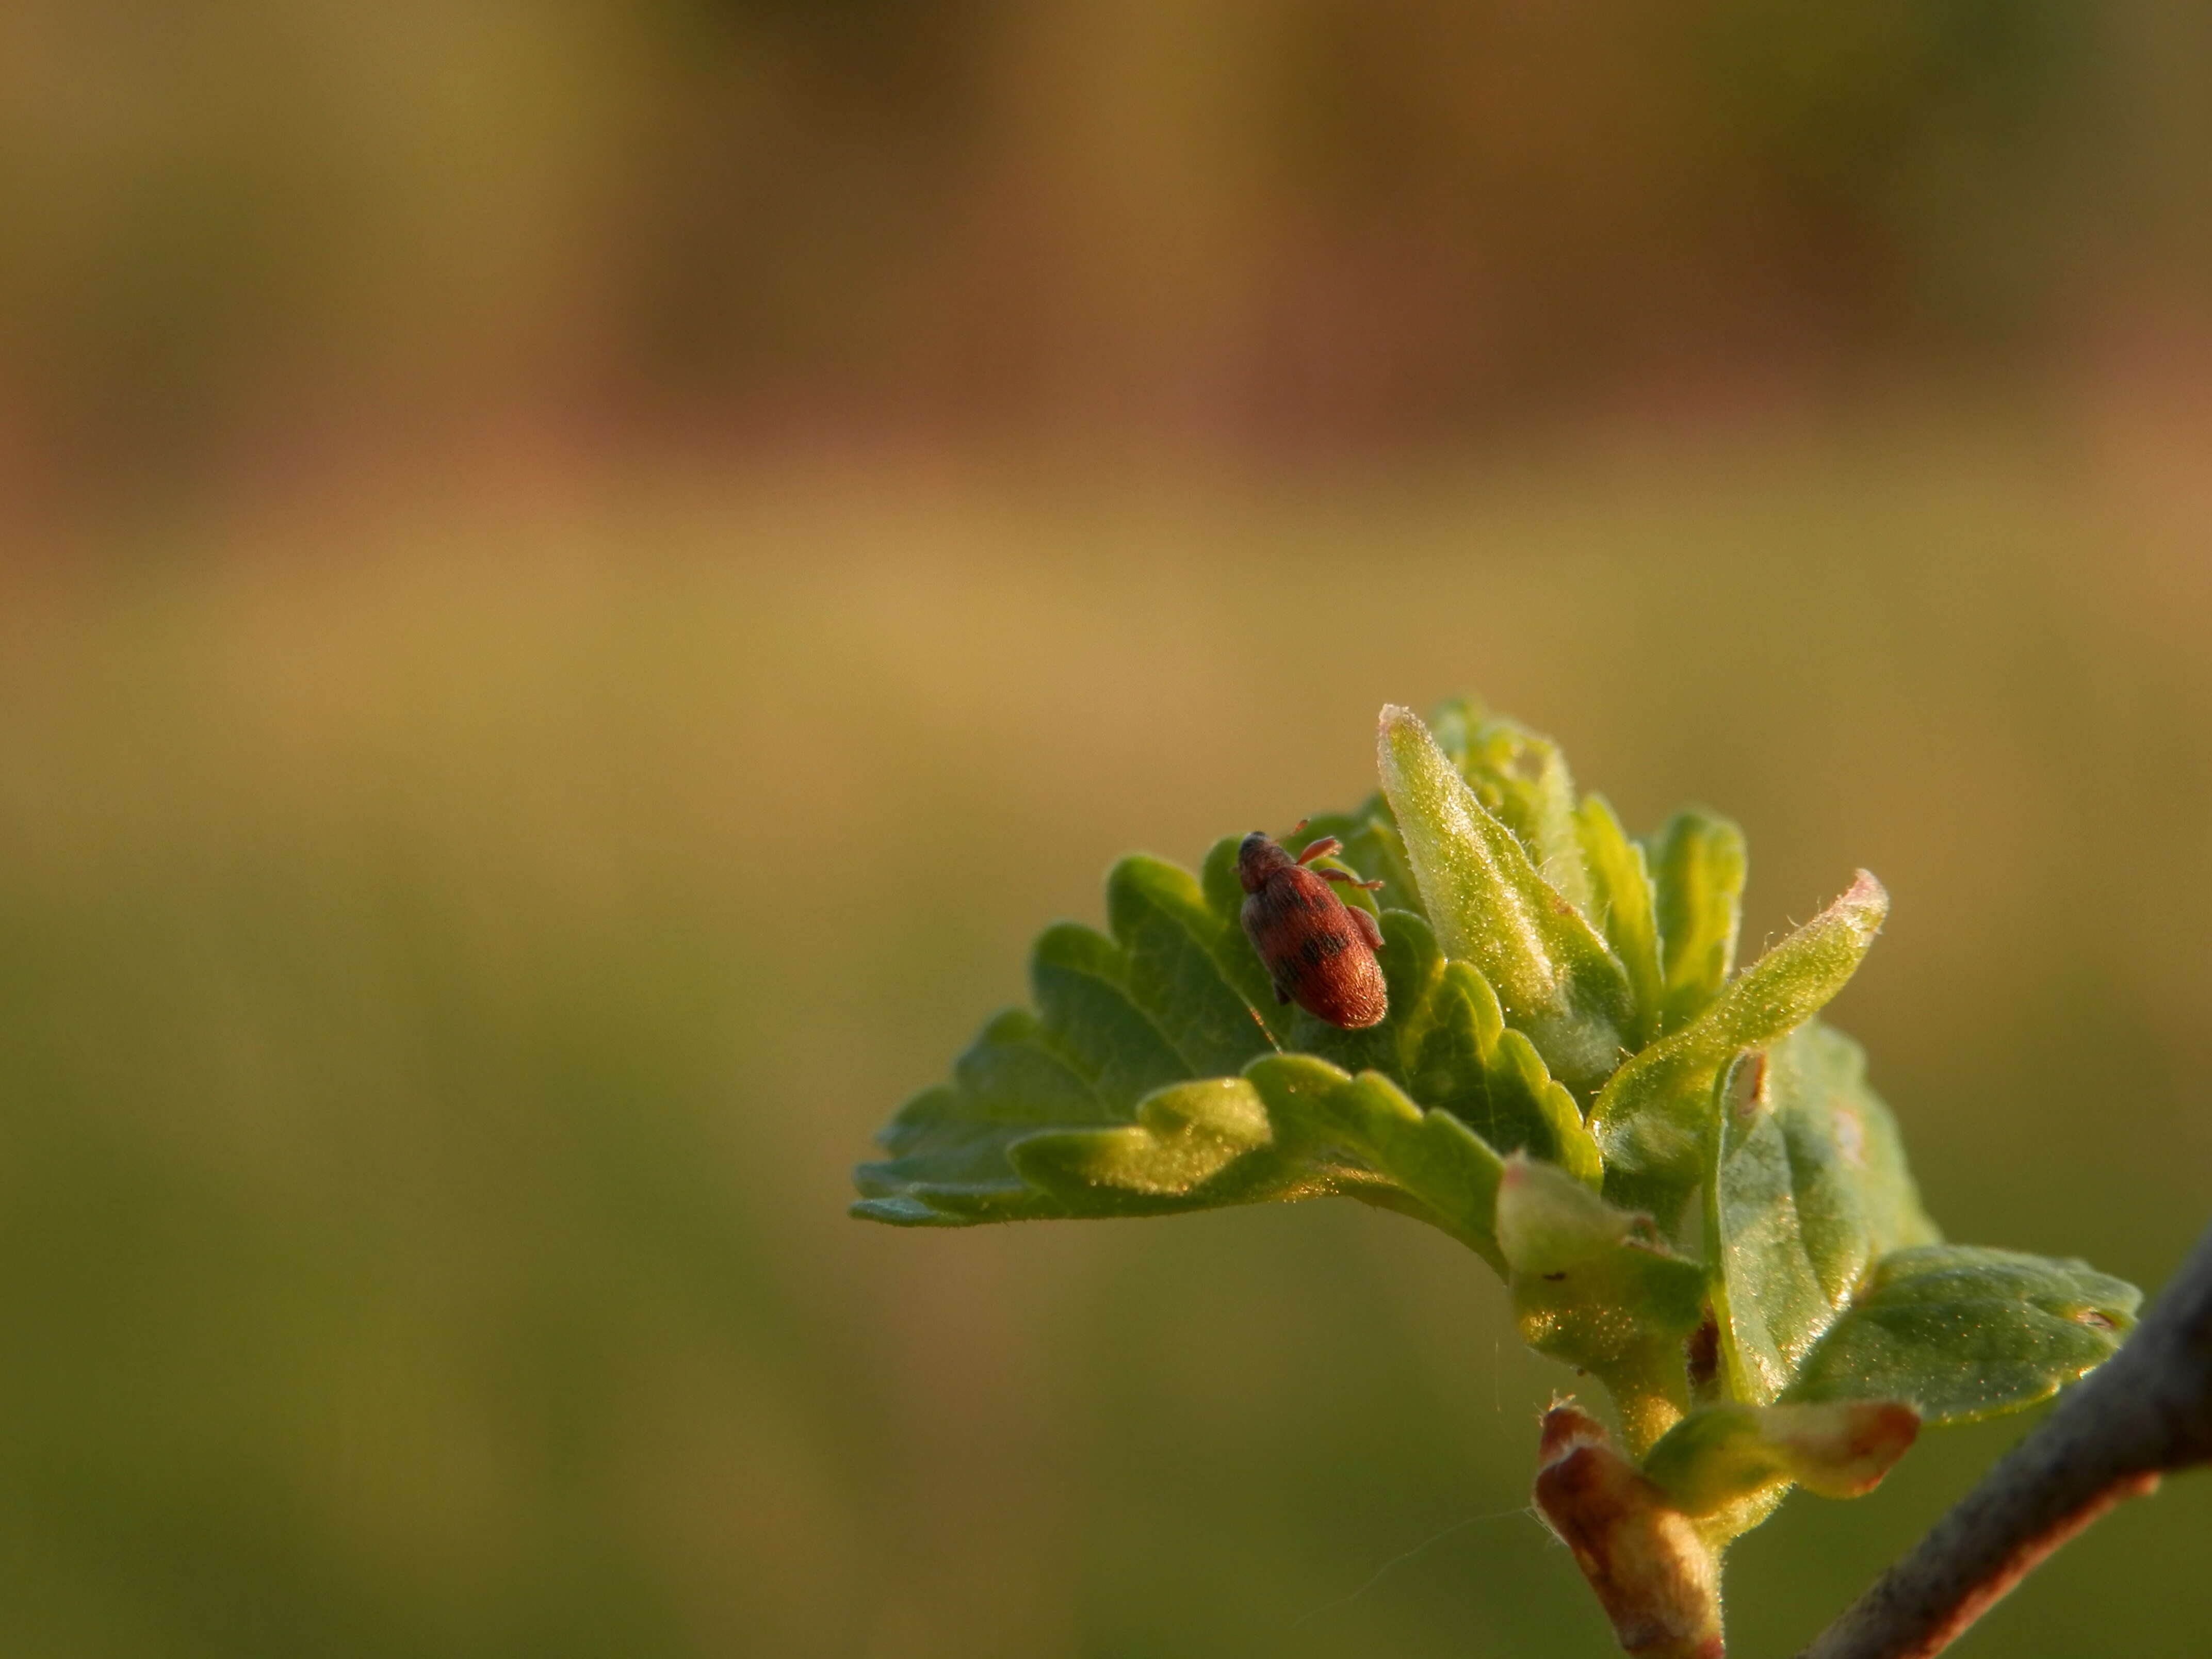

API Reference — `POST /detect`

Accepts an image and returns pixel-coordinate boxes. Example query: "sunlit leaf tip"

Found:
[1592,869,1890,1194]
[1376,704,1630,1095]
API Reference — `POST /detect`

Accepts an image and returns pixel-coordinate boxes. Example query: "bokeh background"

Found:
[3,4,2211,1656]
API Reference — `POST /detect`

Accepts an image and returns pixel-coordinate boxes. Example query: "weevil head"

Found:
[1237,831,1294,893]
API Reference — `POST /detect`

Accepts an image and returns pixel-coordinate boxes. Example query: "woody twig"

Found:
[1800,1219,2212,1659]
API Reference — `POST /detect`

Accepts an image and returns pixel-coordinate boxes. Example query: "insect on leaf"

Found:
[857,844,1521,1252]
[1281,799,1424,921]
[854,691,2155,1645]
[1282,909,1601,1184]
[856,851,1276,1224]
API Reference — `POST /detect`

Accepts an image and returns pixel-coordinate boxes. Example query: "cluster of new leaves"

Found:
[852,697,2138,1634]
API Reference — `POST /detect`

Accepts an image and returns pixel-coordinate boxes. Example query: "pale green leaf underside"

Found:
[1781,1245,2140,1423]
[1711,1022,1940,1404]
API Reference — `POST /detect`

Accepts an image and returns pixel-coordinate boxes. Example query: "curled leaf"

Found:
[1298,913,1601,1180]
[1498,1153,1638,1277]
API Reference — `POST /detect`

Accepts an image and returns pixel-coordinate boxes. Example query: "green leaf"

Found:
[1102,851,1288,1074]
[1376,705,1632,1095]
[1291,1063,1509,1263]
[1641,1401,1920,1518]
[867,1053,1512,1262]
[1498,1151,1641,1276]
[1577,793,1664,1049]
[1709,1023,1941,1404]
[858,845,1536,1255]
[1432,698,1595,916]
[1781,1245,2141,1424]
[1012,1057,1511,1266]
[1206,831,1593,1176]
[1645,810,1748,1035]
[853,1010,1121,1224]
[1008,1073,1300,1208]
[856,850,1278,1224]
[1591,871,1889,1203]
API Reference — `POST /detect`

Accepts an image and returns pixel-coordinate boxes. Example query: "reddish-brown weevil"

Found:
[1237,822,1389,1029]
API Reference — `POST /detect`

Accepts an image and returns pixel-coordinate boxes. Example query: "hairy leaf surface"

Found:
[1781,1245,2140,1423]
[1710,1023,1940,1404]
[1499,1158,1707,1374]
[1432,696,1595,916]
[1592,871,1888,1203]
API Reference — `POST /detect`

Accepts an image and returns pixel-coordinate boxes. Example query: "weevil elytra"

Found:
[1237,823,1389,1029]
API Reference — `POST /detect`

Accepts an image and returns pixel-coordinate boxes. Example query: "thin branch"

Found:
[1799,1219,2212,1659]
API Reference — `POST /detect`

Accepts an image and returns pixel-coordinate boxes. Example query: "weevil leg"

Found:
[1295,836,1344,866]
[1242,1001,1282,1051]
[1273,980,1292,1005]
[1346,906,1385,951]
[1316,867,1384,890]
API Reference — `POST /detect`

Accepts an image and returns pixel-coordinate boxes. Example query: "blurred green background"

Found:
[2,5,2210,1657]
